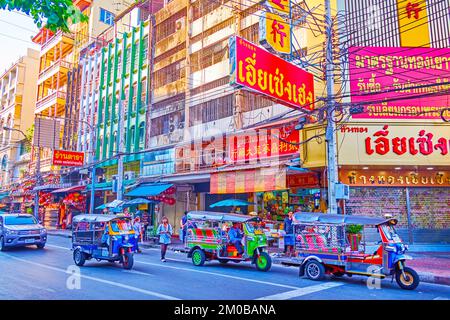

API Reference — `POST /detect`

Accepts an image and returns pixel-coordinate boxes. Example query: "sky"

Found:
[0,10,40,74]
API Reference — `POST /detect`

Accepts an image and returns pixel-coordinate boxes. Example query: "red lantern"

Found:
[168,198,176,205]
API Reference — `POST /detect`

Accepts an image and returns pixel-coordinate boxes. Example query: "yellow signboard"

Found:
[267,0,291,15]
[259,0,292,55]
[396,0,430,47]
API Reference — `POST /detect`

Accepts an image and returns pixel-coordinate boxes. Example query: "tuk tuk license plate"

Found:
[25,239,35,243]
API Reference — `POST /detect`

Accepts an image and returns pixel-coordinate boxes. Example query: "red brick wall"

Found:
[345,187,450,230]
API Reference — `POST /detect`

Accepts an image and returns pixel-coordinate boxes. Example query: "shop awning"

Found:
[126,183,173,197]
[51,185,86,194]
[0,193,9,200]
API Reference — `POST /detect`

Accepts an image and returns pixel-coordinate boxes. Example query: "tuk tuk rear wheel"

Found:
[73,249,86,266]
[255,252,272,272]
[192,249,206,266]
[304,260,325,281]
[395,267,419,290]
[122,252,134,270]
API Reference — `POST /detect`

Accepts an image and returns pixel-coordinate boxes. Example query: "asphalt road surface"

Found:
[0,235,449,300]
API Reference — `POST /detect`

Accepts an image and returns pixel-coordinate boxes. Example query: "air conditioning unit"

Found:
[80,180,88,186]
[124,171,136,180]
[335,183,350,200]
[175,17,185,31]
[168,113,180,133]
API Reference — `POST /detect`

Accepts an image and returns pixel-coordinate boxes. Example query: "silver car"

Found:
[0,214,47,250]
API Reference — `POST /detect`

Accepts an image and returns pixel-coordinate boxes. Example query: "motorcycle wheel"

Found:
[395,267,420,290]
[122,252,134,270]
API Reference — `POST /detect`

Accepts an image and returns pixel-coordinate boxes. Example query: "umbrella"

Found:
[209,199,254,208]
[123,198,155,206]
[106,199,125,208]
[95,204,107,210]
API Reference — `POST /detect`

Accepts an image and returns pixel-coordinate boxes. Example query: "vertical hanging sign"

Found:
[259,0,292,55]
[396,0,430,47]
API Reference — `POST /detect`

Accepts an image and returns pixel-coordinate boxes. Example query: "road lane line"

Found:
[46,244,70,250]
[256,282,344,300]
[46,240,339,291]
[4,254,179,300]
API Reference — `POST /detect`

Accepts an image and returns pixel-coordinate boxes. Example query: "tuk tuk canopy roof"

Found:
[187,211,257,223]
[293,212,397,226]
[72,214,130,224]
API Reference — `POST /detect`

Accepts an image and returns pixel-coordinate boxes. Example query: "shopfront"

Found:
[337,123,450,243]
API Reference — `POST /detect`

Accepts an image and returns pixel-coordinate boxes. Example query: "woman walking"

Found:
[157,216,173,262]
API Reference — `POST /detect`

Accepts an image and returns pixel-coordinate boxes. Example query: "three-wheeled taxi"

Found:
[185,211,272,271]
[287,213,420,290]
[72,214,137,269]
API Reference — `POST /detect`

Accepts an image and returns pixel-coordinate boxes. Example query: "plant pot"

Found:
[347,233,362,251]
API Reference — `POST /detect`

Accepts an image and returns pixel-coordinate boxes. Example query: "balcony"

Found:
[35,90,67,115]
[40,31,74,56]
[38,59,72,84]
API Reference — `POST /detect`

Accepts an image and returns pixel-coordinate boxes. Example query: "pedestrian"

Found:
[228,222,244,256]
[157,216,173,262]
[133,216,142,253]
[180,211,188,243]
[283,210,296,256]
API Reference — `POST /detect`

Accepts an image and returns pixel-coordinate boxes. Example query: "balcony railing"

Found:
[38,59,72,81]
[41,31,74,52]
[36,90,66,111]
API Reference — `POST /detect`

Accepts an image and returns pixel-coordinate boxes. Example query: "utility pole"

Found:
[89,129,96,214]
[33,116,41,220]
[324,0,339,214]
[116,99,125,200]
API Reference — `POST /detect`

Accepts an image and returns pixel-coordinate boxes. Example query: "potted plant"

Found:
[346,224,363,251]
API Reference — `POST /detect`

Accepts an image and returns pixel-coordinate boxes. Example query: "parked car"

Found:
[0,214,47,251]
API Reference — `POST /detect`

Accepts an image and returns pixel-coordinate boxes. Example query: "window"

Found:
[139,122,145,146]
[131,83,137,111]
[125,47,131,75]
[190,94,234,125]
[130,126,136,149]
[100,8,115,26]
[140,79,147,108]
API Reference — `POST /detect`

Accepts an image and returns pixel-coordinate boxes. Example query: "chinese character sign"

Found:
[260,0,292,54]
[230,36,315,111]
[396,0,430,47]
[349,46,450,120]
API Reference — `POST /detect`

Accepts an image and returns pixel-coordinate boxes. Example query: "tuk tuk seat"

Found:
[188,228,221,244]
[297,233,342,254]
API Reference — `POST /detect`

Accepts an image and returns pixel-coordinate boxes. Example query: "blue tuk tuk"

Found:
[72,214,137,269]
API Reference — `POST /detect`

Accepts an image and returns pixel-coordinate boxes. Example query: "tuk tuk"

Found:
[287,212,419,290]
[185,211,272,271]
[72,214,137,269]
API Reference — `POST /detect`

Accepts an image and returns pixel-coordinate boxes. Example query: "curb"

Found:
[47,231,71,238]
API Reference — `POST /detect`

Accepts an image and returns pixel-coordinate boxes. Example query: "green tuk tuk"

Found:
[185,211,272,271]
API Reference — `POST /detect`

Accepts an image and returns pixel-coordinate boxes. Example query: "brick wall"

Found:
[409,188,450,230]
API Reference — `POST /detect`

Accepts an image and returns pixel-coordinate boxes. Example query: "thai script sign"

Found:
[340,169,450,187]
[175,122,300,173]
[230,36,314,111]
[396,0,430,47]
[52,150,85,167]
[349,46,450,120]
[259,0,292,54]
[337,124,450,166]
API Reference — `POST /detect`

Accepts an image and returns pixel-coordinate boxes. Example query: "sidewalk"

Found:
[48,229,450,286]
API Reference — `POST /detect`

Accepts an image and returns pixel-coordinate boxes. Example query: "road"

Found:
[0,235,449,300]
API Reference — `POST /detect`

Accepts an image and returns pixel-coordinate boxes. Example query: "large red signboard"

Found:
[230,35,315,111]
[52,150,85,167]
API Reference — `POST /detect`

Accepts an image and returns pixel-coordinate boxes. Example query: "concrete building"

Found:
[0,49,39,189]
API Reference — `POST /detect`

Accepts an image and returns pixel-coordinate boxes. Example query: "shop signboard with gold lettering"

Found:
[229,35,314,111]
[259,0,291,54]
[337,123,450,166]
[349,46,450,120]
[340,169,450,187]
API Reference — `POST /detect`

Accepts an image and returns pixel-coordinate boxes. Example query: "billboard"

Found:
[229,35,315,111]
[52,150,85,167]
[349,46,450,119]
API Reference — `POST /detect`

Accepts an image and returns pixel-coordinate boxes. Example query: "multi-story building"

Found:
[0,49,39,189]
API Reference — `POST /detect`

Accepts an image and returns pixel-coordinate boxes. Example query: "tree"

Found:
[0,0,88,32]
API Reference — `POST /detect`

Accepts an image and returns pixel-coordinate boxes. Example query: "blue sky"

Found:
[0,10,40,74]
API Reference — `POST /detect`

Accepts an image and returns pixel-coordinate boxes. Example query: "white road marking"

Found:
[434,296,449,300]
[135,260,302,290]
[46,244,71,250]
[123,270,155,277]
[256,282,344,300]
[4,254,179,300]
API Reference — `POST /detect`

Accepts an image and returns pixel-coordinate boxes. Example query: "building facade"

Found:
[0,49,39,189]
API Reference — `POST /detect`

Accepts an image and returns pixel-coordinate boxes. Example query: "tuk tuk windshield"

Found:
[245,221,264,234]
[380,224,401,242]
[110,219,133,232]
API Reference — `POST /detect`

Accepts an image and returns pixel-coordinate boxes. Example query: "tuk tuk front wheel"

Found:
[73,249,86,267]
[304,260,325,281]
[192,249,206,266]
[255,252,272,272]
[122,252,134,270]
[395,267,419,290]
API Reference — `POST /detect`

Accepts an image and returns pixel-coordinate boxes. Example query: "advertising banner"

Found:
[348,46,450,120]
[230,35,315,111]
[52,150,85,167]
